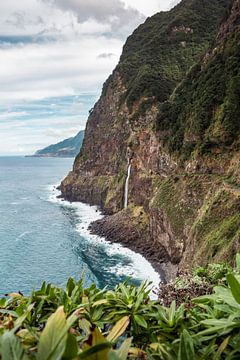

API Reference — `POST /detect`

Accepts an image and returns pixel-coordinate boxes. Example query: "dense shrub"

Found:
[116,0,231,110]
[156,28,240,157]
[1,256,240,359]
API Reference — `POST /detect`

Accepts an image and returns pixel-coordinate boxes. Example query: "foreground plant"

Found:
[1,255,240,359]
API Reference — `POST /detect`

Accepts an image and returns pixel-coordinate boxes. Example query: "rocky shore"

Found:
[60,0,240,283]
[88,209,178,283]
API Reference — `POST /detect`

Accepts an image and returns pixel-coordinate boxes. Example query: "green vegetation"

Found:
[150,174,209,239]
[2,256,240,359]
[189,187,240,266]
[113,0,231,110]
[35,131,85,158]
[156,14,240,156]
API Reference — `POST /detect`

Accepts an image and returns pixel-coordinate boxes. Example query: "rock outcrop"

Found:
[60,0,240,280]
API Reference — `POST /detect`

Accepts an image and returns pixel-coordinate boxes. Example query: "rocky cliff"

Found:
[60,0,240,281]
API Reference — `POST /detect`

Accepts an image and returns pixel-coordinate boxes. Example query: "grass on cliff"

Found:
[109,0,232,112]
[1,256,240,359]
[156,18,240,157]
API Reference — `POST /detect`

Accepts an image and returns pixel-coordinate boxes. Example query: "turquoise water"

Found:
[0,157,160,296]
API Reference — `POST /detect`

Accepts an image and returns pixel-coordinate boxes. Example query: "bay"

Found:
[0,156,160,296]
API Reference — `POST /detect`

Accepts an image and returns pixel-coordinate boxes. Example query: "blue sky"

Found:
[0,0,179,155]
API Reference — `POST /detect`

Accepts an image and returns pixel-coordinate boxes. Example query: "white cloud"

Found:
[45,0,145,38]
[0,0,180,155]
[44,126,81,138]
[123,0,178,16]
[0,36,122,103]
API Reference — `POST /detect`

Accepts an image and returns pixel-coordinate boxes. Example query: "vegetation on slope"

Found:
[1,256,240,359]
[35,131,85,158]
[157,1,240,157]
[110,0,232,109]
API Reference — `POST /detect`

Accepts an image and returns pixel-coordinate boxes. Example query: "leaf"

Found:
[128,347,147,358]
[214,336,230,359]
[78,343,112,359]
[37,306,68,360]
[133,315,148,329]
[79,318,92,335]
[169,301,176,326]
[107,316,130,342]
[178,329,195,360]
[7,293,23,299]
[0,309,18,317]
[227,273,240,304]
[0,332,26,360]
[81,327,112,360]
[66,278,75,297]
[214,286,240,309]
[108,352,121,360]
[92,300,108,307]
[115,338,132,360]
[62,333,78,360]
[0,297,7,307]
[13,304,35,332]
[236,253,240,271]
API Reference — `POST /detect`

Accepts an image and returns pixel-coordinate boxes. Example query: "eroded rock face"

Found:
[60,0,240,280]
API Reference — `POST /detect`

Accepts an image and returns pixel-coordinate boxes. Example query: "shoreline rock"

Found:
[88,210,178,283]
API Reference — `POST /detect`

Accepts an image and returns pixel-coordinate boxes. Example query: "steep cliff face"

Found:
[60,0,240,280]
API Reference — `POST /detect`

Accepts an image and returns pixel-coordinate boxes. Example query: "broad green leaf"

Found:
[108,351,121,360]
[227,273,240,304]
[0,332,26,360]
[62,333,78,360]
[214,286,240,309]
[178,329,195,360]
[107,316,130,342]
[0,298,7,307]
[79,343,112,359]
[37,306,68,360]
[134,314,148,328]
[81,327,112,360]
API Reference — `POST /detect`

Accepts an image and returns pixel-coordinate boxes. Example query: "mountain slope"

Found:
[34,130,84,157]
[60,0,238,280]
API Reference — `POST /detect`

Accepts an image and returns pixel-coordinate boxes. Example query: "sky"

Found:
[0,0,180,155]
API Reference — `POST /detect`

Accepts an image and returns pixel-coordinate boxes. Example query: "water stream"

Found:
[124,160,131,208]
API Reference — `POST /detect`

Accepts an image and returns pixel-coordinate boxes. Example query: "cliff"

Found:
[33,130,84,158]
[60,0,240,280]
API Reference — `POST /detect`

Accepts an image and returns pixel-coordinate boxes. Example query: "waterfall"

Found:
[124,160,131,209]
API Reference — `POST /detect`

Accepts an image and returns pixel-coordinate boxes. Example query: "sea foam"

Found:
[48,185,161,299]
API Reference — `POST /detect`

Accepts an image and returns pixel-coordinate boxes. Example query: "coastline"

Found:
[52,186,162,295]
[88,213,177,284]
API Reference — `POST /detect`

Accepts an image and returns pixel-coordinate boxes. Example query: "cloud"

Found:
[0,0,180,155]
[0,36,122,103]
[97,52,115,59]
[44,126,80,138]
[45,0,145,38]
[169,0,181,9]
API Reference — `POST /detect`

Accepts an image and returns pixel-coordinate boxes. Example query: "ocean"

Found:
[0,156,160,296]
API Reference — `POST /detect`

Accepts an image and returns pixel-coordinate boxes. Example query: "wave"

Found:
[16,231,33,242]
[48,185,161,299]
